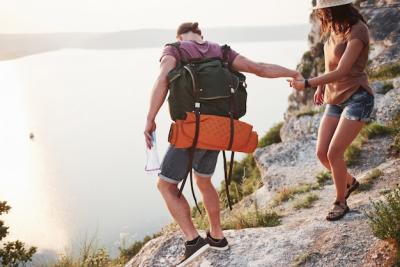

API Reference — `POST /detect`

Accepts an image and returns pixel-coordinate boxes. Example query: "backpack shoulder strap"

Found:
[221,44,232,68]
[165,42,184,65]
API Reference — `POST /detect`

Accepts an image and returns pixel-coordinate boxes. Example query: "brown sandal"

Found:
[345,177,360,199]
[326,201,349,221]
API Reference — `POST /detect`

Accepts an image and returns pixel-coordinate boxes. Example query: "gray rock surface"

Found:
[254,138,323,195]
[280,113,322,142]
[374,87,400,125]
[125,158,400,267]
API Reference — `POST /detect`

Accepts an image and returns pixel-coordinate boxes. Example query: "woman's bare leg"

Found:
[327,117,364,203]
[316,115,355,185]
[316,115,340,170]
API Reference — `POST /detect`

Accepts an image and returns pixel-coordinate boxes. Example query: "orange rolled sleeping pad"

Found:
[168,112,258,153]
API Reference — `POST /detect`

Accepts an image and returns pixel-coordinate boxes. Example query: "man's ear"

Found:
[176,35,182,41]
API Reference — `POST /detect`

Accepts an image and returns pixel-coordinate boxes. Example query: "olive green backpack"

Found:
[166,43,247,121]
[166,42,248,212]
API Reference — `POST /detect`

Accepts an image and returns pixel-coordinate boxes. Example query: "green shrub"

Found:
[217,154,263,209]
[258,122,283,148]
[356,169,384,192]
[361,123,393,139]
[293,193,320,210]
[368,61,400,81]
[296,109,320,118]
[292,252,315,267]
[298,51,314,78]
[316,57,325,74]
[391,135,400,157]
[366,187,400,264]
[118,232,162,264]
[52,235,113,267]
[192,202,209,230]
[230,154,260,185]
[0,201,36,267]
[222,205,281,230]
[382,81,395,94]
[389,113,400,156]
[242,175,263,196]
[345,136,363,166]
[271,183,320,207]
[345,123,393,166]
[219,180,244,209]
[315,171,332,186]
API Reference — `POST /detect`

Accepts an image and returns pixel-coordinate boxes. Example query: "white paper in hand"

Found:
[145,132,161,174]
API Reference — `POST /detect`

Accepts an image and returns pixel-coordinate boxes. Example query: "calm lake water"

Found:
[0,40,307,258]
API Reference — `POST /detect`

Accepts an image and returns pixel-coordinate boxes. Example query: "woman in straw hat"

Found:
[289,0,374,221]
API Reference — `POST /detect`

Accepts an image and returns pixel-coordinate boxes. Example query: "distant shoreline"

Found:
[0,24,310,61]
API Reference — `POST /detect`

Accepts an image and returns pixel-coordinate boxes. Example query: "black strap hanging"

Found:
[221,44,231,68]
[177,63,202,214]
[176,43,238,213]
[165,42,184,67]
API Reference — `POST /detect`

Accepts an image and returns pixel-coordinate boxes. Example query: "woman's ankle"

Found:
[335,198,347,205]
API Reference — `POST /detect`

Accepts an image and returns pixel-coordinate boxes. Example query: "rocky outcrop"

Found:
[362,0,400,67]
[286,0,400,117]
[374,81,400,125]
[126,157,400,267]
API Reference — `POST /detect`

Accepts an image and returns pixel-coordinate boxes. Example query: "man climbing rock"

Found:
[144,22,302,266]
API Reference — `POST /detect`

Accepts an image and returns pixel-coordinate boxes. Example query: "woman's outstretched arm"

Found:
[290,39,364,90]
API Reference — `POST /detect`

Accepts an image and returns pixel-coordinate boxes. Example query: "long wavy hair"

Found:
[315,4,367,37]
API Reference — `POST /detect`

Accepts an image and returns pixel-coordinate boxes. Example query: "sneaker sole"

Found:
[209,245,229,251]
[176,244,210,267]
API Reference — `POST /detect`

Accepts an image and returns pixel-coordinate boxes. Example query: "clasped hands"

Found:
[287,72,306,91]
[287,73,325,106]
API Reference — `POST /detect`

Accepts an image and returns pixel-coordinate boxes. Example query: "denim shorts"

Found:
[325,88,374,122]
[159,146,220,184]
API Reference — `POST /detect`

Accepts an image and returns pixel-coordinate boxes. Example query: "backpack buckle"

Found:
[195,102,201,108]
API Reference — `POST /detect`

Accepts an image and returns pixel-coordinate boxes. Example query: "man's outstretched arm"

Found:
[144,55,176,148]
[232,55,301,79]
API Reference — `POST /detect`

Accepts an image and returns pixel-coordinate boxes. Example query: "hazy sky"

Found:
[0,0,312,33]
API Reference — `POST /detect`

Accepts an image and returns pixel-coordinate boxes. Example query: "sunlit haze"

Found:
[0,0,311,33]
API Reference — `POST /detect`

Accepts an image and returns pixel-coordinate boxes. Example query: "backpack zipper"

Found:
[184,65,240,100]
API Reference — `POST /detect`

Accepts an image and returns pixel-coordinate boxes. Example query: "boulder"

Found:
[254,138,324,195]
[280,113,322,142]
[374,87,400,125]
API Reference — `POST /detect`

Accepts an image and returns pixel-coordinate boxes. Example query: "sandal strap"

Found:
[347,177,357,188]
[330,201,348,213]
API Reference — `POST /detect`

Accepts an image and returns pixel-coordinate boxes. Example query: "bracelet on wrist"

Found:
[304,79,311,88]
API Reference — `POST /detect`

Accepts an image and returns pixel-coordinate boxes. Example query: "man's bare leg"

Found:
[195,174,224,239]
[157,178,199,241]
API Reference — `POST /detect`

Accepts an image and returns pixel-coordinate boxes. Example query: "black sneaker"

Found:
[206,231,229,251]
[176,236,209,267]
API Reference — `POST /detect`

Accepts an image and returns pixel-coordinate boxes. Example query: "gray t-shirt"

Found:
[160,40,239,64]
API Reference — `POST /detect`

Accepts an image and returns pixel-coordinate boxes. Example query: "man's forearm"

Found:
[258,63,298,78]
[146,78,168,122]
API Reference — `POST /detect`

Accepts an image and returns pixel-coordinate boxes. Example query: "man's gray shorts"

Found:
[159,145,220,184]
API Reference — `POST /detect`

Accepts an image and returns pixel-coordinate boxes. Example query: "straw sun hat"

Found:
[313,0,353,9]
